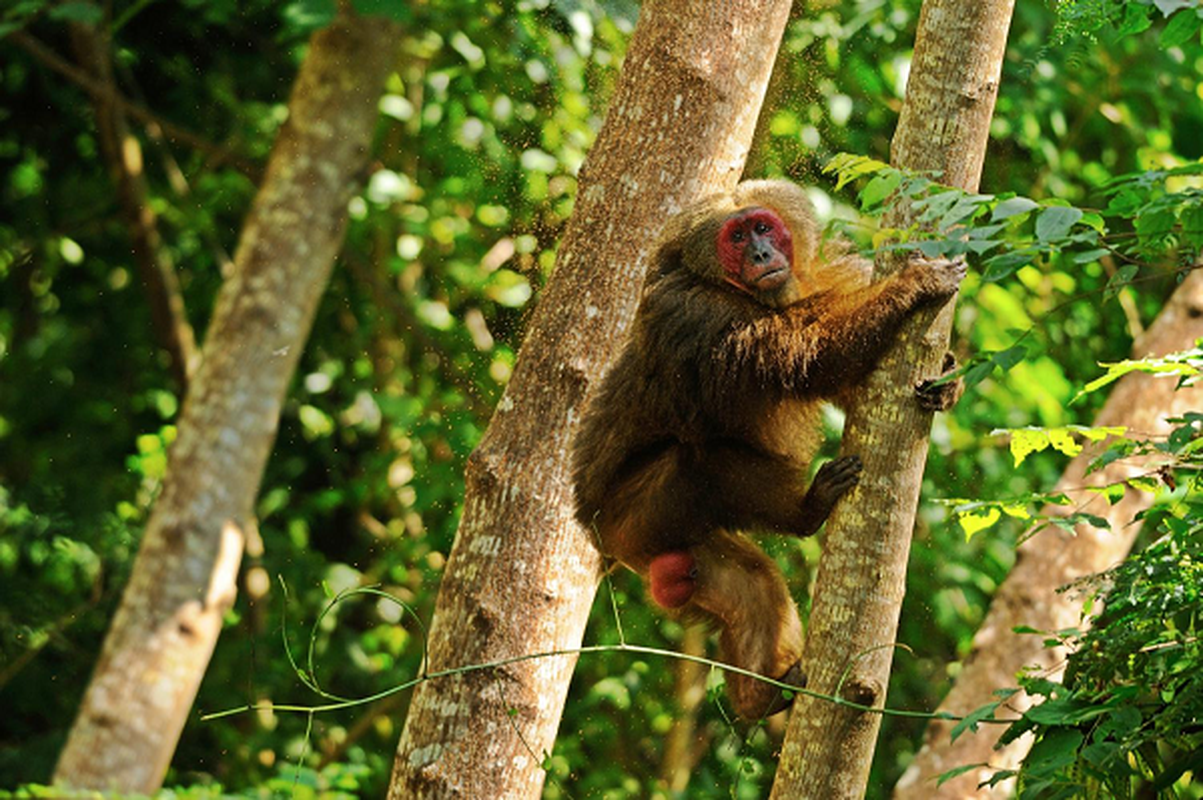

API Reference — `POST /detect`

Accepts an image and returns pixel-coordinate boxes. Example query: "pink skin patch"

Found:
[648,551,698,609]
[716,208,793,293]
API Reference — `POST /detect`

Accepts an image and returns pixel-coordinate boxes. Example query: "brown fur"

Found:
[572,180,963,717]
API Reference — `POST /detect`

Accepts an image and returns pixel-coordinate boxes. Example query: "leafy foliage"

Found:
[997,521,1203,798]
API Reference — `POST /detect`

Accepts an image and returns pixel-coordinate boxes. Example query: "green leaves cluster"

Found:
[940,363,1203,796]
[997,523,1203,799]
[827,154,1203,285]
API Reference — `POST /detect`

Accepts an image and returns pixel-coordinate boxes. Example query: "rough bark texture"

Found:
[771,2,1015,797]
[387,2,791,797]
[69,22,199,388]
[895,268,1203,798]
[52,17,398,793]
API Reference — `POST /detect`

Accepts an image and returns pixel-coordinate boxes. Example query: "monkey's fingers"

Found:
[915,352,965,412]
[908,255,967,301]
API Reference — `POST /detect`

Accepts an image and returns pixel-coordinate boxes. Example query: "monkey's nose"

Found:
[748,242,773,264]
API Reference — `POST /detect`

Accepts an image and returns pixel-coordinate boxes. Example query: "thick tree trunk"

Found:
[387,2,792,797]
[69,22,199,388]
[52,16,397,793]
[895,268,1203,798]
[772,2,1015,797]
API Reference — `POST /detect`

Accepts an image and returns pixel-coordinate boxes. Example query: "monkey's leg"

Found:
[688,530,805,718]
[596,445,703,566]
[699,445,860,538]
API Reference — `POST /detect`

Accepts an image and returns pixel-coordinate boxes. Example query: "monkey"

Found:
[572,180,965,719]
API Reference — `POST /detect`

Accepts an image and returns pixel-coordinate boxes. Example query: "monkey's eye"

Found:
[729,230,745,243]
[753,221,771,235]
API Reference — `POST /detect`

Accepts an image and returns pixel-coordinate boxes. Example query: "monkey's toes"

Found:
[759,662,808,717]
[916,377,964,412]
[816,454,863,493]
[779,662,807,690]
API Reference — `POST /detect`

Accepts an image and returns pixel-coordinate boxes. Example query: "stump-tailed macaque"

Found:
[573,180,964,718]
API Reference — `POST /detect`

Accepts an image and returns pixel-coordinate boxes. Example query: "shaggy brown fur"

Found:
[572,180,963,717]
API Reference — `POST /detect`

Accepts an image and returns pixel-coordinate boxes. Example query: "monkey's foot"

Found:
[809,455,862,507]
[791,455,862,538]
[761,662,808,717]
[916,352,965,412]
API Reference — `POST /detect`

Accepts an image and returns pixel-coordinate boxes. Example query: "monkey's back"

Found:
[571,275,825,531]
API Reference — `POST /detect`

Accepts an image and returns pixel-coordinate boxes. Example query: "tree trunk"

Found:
[894,268,1203,798]
[52,15,398,793]
[387,2,792,797]
[771,2,1015,797]
[68,21,199,388]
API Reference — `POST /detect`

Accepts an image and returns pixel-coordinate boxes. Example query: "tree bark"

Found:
[894,267,1203,798]
[387,2,792,797]
[772,2,1015,797]
[69,21,199,388]
[52,15,398,793]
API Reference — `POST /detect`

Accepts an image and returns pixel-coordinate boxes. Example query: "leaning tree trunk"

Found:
[387,2,792,797]
[771,2,1015,797]
[53,15,398,793]
[895,268,1203,798]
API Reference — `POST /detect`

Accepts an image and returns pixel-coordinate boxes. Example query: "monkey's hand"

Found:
[903,256,967,303]
[916,352,965,412]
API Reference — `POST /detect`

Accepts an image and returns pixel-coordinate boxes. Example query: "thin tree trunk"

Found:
[52,15,398,793]
[69,21,199,388]
[658,626,710,792]
[895,268,1203,798]
[772,2,1015,797]
[387,2,792,797]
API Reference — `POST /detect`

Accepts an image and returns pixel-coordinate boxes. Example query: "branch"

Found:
[7,29,261,179]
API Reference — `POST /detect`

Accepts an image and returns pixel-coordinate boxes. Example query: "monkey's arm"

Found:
[721,258,965,396]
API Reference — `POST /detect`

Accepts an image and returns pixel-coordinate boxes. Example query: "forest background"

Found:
[1,0,1202,797]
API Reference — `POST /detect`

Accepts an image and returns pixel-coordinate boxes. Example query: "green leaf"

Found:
[1116,2,1154,36]
[1047,428,1082,458]
[1074,424,1127,441]
[1103,264,1138,301]
[950,700,1004,743]
[1086,483,1126,505]
[1106,189,1144,215]
[1180,203,1203,247]
[991,196,1039,221]
[825,154,889,190]
[994,345,1028,371]
[963,359,996,388]
[1072,247,1111,264]
[1023,727,1084,774]
[1079,212,1106,233]
[936,764,982,786]
[958,506,1002,540]
[860,172,901,209]
[1135,206,1176,237]
[938,194,991,231]
[982,251,1034,282]
[1036,206,1084,242]
[1010,429,1051,466]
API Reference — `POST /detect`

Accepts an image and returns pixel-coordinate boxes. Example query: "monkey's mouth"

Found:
[752,267,789,290]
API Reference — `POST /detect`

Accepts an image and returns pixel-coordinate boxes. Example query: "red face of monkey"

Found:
[716,207,794,293]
